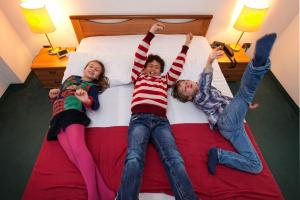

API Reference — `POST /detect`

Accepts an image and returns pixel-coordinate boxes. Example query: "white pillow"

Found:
[70,34,213,85]
[63,52,133,87]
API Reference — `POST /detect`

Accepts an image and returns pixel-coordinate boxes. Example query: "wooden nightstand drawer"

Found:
[33,68,65,80]
[31,47,75,88]
[217,49,250,82]
[219,63,247,81]
[39,79,62,88]
[33,68,65,88]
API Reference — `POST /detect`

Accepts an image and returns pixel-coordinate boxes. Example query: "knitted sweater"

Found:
[131,32,189,116]
[51,75,99,117]
[47,75,99,140]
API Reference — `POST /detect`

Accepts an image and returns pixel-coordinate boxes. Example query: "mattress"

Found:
[22,34,284,200]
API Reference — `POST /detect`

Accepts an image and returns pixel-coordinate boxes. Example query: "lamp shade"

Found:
[20,3,55,34]
[234,5,268,32]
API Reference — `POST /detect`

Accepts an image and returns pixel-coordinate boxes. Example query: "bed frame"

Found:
[69,15,213,42]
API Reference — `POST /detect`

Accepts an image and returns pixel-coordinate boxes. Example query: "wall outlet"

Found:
[242,43,251,51]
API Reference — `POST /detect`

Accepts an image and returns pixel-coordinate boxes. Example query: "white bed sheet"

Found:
[73,35,233,199]
[74,35,232,127]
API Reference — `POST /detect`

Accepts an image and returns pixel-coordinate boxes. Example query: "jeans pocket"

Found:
[130,113,140,122]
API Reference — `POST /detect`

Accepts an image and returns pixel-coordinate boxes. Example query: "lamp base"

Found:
[47,47,61,55]
[229,44,242,52]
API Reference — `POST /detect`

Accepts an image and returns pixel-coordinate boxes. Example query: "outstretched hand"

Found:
[185,33,193,46]
[149,22,165,34]
[249,103,259,110]
[207,46,224,64]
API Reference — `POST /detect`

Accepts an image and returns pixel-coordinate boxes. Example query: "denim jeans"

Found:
[216,60,270,174]
[117,113,198,200]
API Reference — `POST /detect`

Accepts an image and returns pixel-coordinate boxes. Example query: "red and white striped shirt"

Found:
[131,32,189,116]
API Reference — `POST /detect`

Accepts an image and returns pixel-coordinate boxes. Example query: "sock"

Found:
[253,33,277,67]
[208,148,219,175]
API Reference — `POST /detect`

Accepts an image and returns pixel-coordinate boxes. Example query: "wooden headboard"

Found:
[69,15,213,43]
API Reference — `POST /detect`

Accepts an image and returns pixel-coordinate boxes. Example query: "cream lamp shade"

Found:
[230,4,269,51]
[20,2,60,54]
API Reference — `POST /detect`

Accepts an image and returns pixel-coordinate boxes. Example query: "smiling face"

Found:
[173,80,199,102]
[144,60,162,76]
[83,61,102,81]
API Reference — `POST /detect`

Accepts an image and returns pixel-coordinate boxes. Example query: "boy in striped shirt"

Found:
[172,33,277,175]
[117,23,199,200]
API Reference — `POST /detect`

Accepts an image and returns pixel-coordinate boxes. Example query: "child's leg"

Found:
[117,114,151,200]
[208,34,277,174]
[63,124,99,200]
[95,167,115,200]
[213,124,262,174]
[151,117,198,200]
[234,33,276,112]
[57,129,77,165]
[58,124,114,200]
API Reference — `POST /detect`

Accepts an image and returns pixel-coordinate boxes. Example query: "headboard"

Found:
[69,15,213,43]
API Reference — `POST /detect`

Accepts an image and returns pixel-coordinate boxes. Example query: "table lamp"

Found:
[230,4,268,51]
[20,2,61,55]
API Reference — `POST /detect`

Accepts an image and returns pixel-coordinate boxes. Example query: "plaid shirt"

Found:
[193,72,233,129]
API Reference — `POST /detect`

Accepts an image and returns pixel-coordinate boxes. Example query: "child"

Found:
[116,23,198,200]
[48,60,114,200]
[172,33,277,175]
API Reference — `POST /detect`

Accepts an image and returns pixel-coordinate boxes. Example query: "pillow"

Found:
[71,34,213,85]
[63,52,133,87]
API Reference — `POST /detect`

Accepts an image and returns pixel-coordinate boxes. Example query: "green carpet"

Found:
[0,72,298,199]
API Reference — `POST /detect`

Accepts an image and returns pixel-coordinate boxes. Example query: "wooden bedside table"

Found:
[217,49,250,81]
[31,47,76,88]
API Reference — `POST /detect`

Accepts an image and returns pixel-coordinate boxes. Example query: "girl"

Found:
[48,60,115,200]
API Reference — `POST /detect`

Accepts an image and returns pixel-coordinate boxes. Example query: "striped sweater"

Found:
[131,32,189,116]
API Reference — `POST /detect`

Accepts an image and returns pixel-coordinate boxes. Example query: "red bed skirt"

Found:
[22,123,284,200]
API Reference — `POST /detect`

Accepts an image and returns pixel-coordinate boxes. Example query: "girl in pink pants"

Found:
[48,60,115,200]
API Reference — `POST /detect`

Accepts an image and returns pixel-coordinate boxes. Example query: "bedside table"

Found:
[31,47,76,88]
[217,49,250,81]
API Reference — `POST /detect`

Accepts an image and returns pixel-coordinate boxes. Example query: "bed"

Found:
[22,15,284,200]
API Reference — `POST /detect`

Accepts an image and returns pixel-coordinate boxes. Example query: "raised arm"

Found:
[166,33,193,86]
[131,23,165,82]
[203,46,223,73]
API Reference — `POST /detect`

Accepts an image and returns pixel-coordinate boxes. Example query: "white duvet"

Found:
[64,34,234,199]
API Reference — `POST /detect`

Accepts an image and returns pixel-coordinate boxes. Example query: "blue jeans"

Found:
[216,60,270,174]
[117,113,198,200]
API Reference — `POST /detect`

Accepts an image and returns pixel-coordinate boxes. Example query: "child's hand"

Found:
[249,103,259,110]
[49,88,60,99]
[207,47,224,64]
[149,22,165,34]
[75,88,90,104]
[184,33,193,46]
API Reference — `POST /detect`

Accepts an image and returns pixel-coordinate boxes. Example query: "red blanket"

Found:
[23,123,284,200]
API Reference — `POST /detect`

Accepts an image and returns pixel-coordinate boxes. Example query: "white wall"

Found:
[1,0,299,55]
[270,13,299,106]
[0,0,298,101]
[0,8,33,97]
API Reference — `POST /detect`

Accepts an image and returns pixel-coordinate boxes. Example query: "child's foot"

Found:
[208,148,219,175]
[253,33,277,67]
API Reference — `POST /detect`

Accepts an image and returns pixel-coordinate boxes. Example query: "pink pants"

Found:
[57,124,114,200]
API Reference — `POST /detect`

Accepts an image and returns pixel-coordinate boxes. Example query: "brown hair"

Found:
[85,60,110,93]
[172,80,191,103]
[145,54,165,72]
